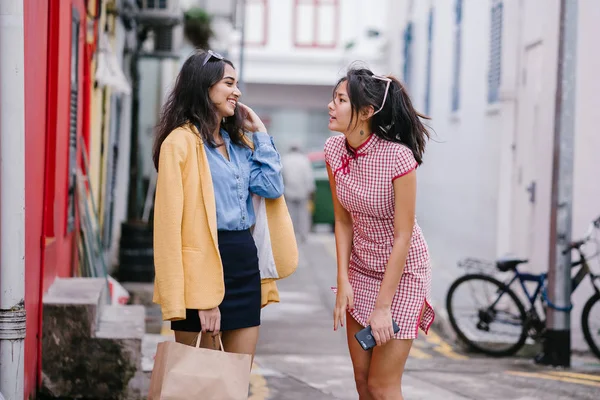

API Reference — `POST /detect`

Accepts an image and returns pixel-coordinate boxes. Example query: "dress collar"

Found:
[345,133,379,157]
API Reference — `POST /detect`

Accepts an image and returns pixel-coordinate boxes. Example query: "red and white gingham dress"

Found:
[324,134,435,339]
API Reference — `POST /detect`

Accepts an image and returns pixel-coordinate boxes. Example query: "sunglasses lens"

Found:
[203,50,224,66]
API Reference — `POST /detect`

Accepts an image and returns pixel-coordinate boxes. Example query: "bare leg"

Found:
[221,326,260,366]
[346,312,374,400]
[367,338,413,400]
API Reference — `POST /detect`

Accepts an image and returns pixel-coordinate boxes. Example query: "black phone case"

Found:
[354,320,401,351]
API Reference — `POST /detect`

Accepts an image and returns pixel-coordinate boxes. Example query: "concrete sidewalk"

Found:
[139,233,600,399]
[248,233,600,400]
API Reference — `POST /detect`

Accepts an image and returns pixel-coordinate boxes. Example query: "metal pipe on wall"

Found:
[0,0,27,398]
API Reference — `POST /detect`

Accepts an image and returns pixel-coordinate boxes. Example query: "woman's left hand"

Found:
[368,307,395,346]
[239,103,267,133]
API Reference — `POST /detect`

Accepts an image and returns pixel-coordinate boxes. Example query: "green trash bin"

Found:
[308,151,335,230]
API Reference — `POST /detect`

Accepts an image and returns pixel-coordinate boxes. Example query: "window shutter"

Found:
[67,7,80,234]
[451,0,462,112]
[425,8,434,115]
[488,1,503,103]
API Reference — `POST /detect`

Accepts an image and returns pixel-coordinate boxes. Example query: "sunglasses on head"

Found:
[372,75,392,115]
[202,50,224,66]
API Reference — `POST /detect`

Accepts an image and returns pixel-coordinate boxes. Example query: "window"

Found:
[451,0,462,112]
[293,0,339,48]
[402,22,413,91]
[424,8,434,115]
[245,0,268,46]
[488,0,503,103]
[67,7,80,234]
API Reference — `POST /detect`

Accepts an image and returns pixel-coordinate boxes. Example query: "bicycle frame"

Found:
[505,271,545,311]
[499,247,600,314]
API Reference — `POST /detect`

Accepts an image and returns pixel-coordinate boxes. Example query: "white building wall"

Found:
[390,0,599,351]
[221,0,397,152]
[569,0,600,351]
[507,0,600,352]
[388,0,503,300]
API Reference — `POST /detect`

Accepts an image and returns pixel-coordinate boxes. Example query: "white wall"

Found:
[391,0,599,352]
[390,0,503,301]
[570,0,600,351]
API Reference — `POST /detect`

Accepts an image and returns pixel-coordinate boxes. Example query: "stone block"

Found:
[40,336,141,399]
[41,278,145,399]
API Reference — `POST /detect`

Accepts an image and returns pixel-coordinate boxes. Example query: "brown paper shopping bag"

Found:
[148,334,252,400]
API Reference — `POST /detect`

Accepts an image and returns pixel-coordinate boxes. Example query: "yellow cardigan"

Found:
[152,124,298,321]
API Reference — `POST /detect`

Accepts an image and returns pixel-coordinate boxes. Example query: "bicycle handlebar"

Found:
[563,239,586,255]
[561,216,600,255]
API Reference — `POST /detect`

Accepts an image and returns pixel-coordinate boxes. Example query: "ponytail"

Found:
[381,77,430,164]
[338,68,430,164]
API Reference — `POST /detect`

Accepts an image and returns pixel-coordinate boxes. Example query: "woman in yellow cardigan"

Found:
[152,50,297,357]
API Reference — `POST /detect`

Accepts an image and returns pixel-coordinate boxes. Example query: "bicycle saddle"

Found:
[496,256,528,272]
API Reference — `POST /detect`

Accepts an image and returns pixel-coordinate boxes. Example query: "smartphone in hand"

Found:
[354,320,400,350]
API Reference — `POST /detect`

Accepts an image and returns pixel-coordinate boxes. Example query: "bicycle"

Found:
[445,216,600,359]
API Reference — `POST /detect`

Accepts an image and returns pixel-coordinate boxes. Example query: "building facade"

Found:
[389,0,600,351]
[12,0,135,396]
[226,0,395,153]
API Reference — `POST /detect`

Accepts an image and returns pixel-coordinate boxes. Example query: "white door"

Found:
[511,43,544,260]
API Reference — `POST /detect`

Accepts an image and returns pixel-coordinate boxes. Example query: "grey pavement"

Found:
[250,232,600,400]
[138,232,600,399]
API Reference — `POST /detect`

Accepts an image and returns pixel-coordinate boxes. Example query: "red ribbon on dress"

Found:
[339,152,366,175]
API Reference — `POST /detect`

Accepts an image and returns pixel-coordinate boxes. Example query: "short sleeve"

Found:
[324,135,342,168]
[392,145,418,181]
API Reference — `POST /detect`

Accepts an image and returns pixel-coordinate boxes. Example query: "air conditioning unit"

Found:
[137,0,184,58]
[195,0,237,21]
[138,0,183,27]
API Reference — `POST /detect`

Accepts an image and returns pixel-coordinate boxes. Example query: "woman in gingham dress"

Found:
[325,67,434,400]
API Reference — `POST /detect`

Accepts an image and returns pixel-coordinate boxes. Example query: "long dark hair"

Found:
[152,50,248,170]
[335,68,430,164]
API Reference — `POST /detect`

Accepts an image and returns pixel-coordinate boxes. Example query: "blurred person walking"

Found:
[281,143,315,243]
[152,50,297,362]
[325,67,434,400]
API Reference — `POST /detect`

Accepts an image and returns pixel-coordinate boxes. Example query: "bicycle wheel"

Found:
[446,273,528,356]
[582,293,600,360]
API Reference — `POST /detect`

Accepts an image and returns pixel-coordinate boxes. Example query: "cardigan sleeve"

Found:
[153,139,187,321]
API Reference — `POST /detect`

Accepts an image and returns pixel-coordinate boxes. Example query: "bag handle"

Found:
[195,332,225,352]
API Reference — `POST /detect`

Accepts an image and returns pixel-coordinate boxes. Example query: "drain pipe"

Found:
[0,0,26,398]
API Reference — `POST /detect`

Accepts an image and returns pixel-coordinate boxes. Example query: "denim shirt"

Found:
[204,129,284,231]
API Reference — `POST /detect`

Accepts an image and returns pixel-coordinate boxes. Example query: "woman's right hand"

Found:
[334,279,354,331]
[239,103,267,133]
[198,307,221,336]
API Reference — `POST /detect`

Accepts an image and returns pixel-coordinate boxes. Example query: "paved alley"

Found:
[247,234,600,400]
[142,233,600,399]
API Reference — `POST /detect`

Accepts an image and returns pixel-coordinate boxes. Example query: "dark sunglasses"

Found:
[202,50,224,66]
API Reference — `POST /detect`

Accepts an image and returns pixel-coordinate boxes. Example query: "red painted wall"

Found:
[24,1,49,396]
[24,0,86,396]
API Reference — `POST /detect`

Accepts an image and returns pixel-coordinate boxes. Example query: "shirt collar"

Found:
[220,128,230,142]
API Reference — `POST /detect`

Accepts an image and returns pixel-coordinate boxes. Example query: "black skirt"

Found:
[171,229,261,332]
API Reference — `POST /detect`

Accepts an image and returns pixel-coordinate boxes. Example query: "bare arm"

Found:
[327,165,353,282]
[327,164,355,330]
[369,170,416,345]
[375,171,416,309]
